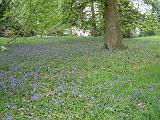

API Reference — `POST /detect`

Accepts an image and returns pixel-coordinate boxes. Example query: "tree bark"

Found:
[127,30,132,38]
[91,1,97,37]
[104,0,123,49]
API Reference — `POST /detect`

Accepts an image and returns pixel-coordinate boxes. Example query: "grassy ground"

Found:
[0,36,160,119]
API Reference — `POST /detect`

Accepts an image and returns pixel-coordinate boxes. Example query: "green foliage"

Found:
[140,0,160,36]
[1,0,159,37]
[0,46,7,51]
[61,0,159,37]
[144,0,160,14]
[118,0,141,37]
[9,0,65,36]
[139,13,160,36]
[0,0,10,36]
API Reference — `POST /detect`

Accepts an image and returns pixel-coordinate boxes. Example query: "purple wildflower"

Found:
[6,113,14,120]
[34,71,38,80]
[114,79,118,83]
[59,86,65,93]
[25,92,30,97]
[34,65,39,80]
[19,80,26,91]
[0,69,3,78]
[9,76,18,87]
[33,83,37,93]
[32,92,42,100]
[0,81,6,92]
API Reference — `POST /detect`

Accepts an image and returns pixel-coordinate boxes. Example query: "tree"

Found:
[91,1,97,36]
[9,0,124,49]
[0,0,10,36]
[104,0,123,49]
[9,0,64,37]
[118,0,141,38]
[142,0,160,35]
[6,0,159,48]
[144,0,160,15]
[62,0,123,49]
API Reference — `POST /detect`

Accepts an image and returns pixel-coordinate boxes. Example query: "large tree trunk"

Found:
[104,0,123,49]
[91,1,97,37]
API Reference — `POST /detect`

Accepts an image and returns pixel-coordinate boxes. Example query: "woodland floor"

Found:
[0,36,160,119]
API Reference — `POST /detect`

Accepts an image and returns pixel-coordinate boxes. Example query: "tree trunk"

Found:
[127,30,132,38]
[104,0,123,49]
[91,1,97,37]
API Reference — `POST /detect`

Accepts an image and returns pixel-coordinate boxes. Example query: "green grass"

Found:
[0,36,160,119]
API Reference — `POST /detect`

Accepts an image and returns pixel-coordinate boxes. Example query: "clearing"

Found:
[0,36,160,119]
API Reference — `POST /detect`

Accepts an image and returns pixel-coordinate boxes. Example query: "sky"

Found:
[132,0,152,14]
